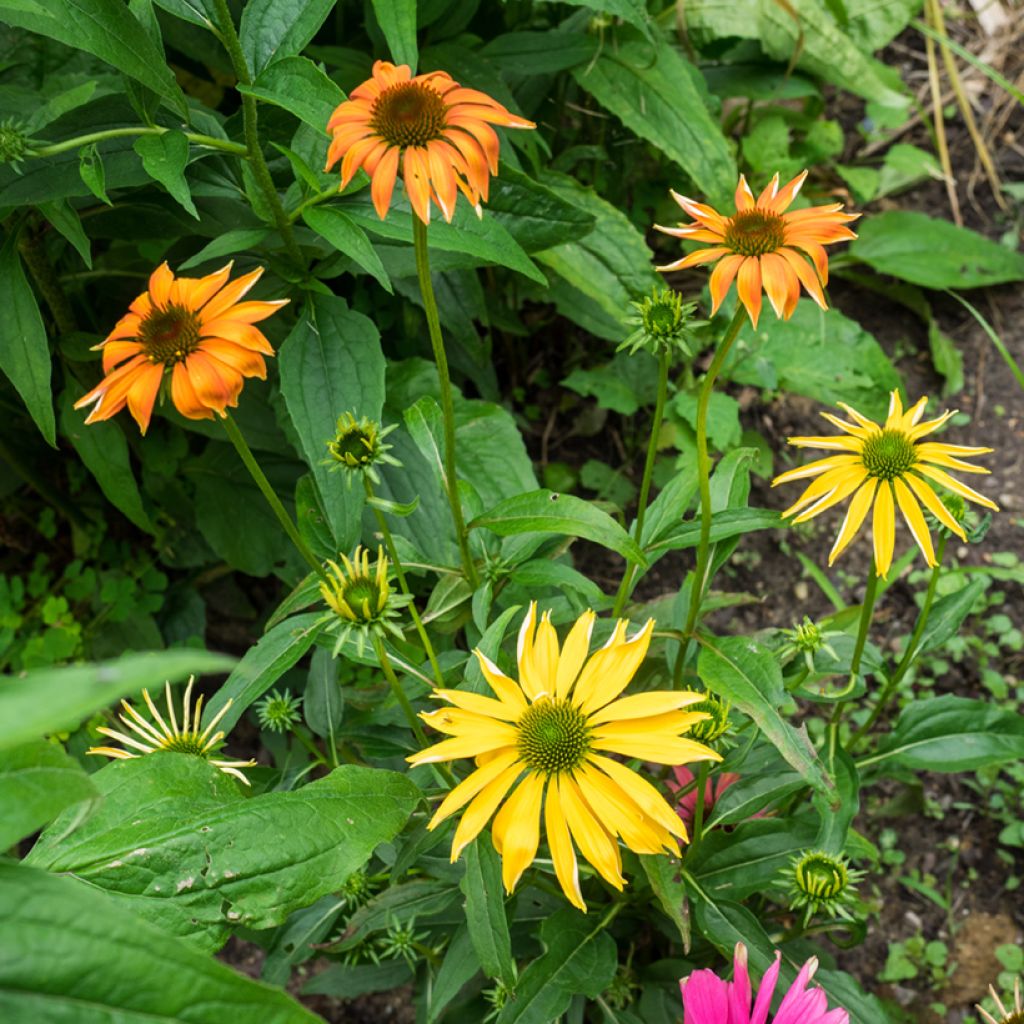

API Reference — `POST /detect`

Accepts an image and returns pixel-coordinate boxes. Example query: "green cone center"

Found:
[724,210,785,257]
[796,853,848,898]
[343,578,382,618]
[372,82,447,148]
[517,698,591,776]
[141,306,201,365]
[861,428,917,480]
[161,734,212,756]
[331,429,374,465]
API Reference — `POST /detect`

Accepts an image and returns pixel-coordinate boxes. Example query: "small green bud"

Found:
[0,118,32,167]
[254,688,302,733]
[785,849,864,924]
[688,694,731,743]
[619,287,705,357]
[324,413,399,485]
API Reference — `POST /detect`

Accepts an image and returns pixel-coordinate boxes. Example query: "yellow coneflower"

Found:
[408,603,720,911]
[772,390,998,576]
[88,676,255,784]
[655,170,859,327]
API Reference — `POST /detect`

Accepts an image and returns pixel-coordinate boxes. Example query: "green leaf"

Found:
[697,635,833,795]
[647,508,781,557]
[0,0,187,116]
[705,768,805,828]
[481,30,598,75]
[179,228,271,270]
[346,195,547,285]
[133,130,198,218]
[460,838,515,987]
[850,211,1024,289]
[572,36,736,207]
[729,303,901,421]
[0,740,97,849]
[238,0,336,75]
[0,650,235,752]
[304,646,343,740]
[303,959,412,998]
[455,400,539,509]
[916,578,986,656]
[0,233,55,446]
[240,55,345,134]
[428,925,479,1023]
[640,854,689,947]
[497,909,617,1024]
[864,695,1024,773]
[279,296,386,549]
[59,386,153,531]
[152,0,216,29]
[370,0,417,70]
[557,0,652,38]
[0,861,321,1023]
[303,205,392,293]
[78,142,110,204]
[28,757,420,950]
[206,612,324,733]
[37,199,92,268]
[470,490,646,566]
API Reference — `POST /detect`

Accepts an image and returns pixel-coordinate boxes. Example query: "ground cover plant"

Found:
[0,0,1022,1022]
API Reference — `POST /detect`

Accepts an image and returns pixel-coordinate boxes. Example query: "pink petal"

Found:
[682,968,731,1023]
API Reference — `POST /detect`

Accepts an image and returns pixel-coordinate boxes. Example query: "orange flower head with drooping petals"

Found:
[325,60,535,225]
[74,262,288,434]
[655,171,859,328]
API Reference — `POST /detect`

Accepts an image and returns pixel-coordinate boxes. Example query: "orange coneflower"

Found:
[75,262,287,434]
[655,171,859,328]
[325,60,535,225]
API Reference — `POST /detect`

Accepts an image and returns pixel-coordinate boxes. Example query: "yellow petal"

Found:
[576,764,677,855]
[916,441,992,458]
[893,477,936,566]
[786,434,863,452]
[908,409,955,441]
[872,481,896,577]
[558,775,624,889]
[884,390,904,429]
[450,761,524,860]
[820,412,870,438]
[828,478,878,564]
[782,465,863,519]
[574,619,654,716]
[913,463,999,510]
[545,783,584,910]
[771,454,859,487]
[491,772,545,892]
[407,731,517,766]
[899,395,928,430]
[587,690,704,726]
[428,749,522,829]
[516,601,538,694]
[903,473,966,540]
[555,610,595,699]
[431,688,520,722]
[591,734,722,767]
[473,651,528,713]
[420,707,517,738]
[586,754,688,840]
[791,466,869,523]
[915,445,991,474]
[521,610,558,699]
[591,710,708,738]
[835,402,876,430]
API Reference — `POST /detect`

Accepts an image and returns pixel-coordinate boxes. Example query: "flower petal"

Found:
[872,480,896,577]
[491,772,544,892]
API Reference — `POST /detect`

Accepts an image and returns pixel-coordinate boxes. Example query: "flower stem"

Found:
[411,216,479,587]
[851,535,948,748]
[683,306,746,639]
[220,412,325,580]
[691,761,710,846]
[364,476,444,688]
[612,350,669,618]
[827,560,880,764]
[29,126,248,159]
[209,0,305,267]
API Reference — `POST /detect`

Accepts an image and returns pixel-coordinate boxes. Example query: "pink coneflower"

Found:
[680,943,848,1024]
[669,765,742,831]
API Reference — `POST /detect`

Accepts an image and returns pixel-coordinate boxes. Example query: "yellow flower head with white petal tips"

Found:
[772,390,998,577]
[407,603,720,911]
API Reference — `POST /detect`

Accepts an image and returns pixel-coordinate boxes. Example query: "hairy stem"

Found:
[412,216,479,586]
[30,127,248,159]
[613,350,669,618]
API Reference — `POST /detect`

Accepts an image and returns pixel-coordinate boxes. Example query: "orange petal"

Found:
[80,356,149,423]
[656,246,729,273]
[177,263,234,313]
[370,145,400,220]
[778,247,827,310]
[403,147,433,224]
[708,253,745,314]
[668,192,727,234]
[755,173,780,209]
[768,169,808,214]
[734,174,755,211]
[102,312,142,346]
[125,361,164,435]
[446,116,500,173]
[101,340,144,373]
[787,238,829,286]
[198,337,267,378]
[183,351,240,413]
[199,319,275,354]
[339,133,386,189]
[203,299,288,327]
[759,251,793,320]
[426,142,459,222]
[171,362,213,420]
[736,257,763,328]
[148,262,174,308]
[199,268,265,322]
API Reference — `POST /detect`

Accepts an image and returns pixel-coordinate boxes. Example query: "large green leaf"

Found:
[535,172,661,340]
[850,211,1024,289]
[279,296,386,550]
[647,508,781,558]
[698,635,833,795]
[0,861,321,1023]
[238,0,336,75]
[303,205,392,293]
[0,740,97,849]
[497,909,617,1024]
[729,303,900,421]
[59,386,152,532]
[0,0,186,115]
[470,490,646,566]
[916,578,987,656]
[460,838,515,987]
[27,757,420,950]
[572,36,736,206]
[134,130,198,218]
[0,650,235,752]
[370,0,417,70]
[205,612,324,733]
[240,56,345,134]
[864,695,1024,773]
[0,233,55,446]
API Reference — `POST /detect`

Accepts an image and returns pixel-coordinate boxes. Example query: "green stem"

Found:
[220,413,325,579]
[292,726,329,767]
[691,761,710,846]
[682,306,746,639]
[851,535,948,748]
[210,0,304,267]
[412,216,479,587]
[29,126,248,159]
[827,560,880,764]
[17,217,77,335]
[287,187,341,224]
[364,476,444,688]
[612,350,669,618]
